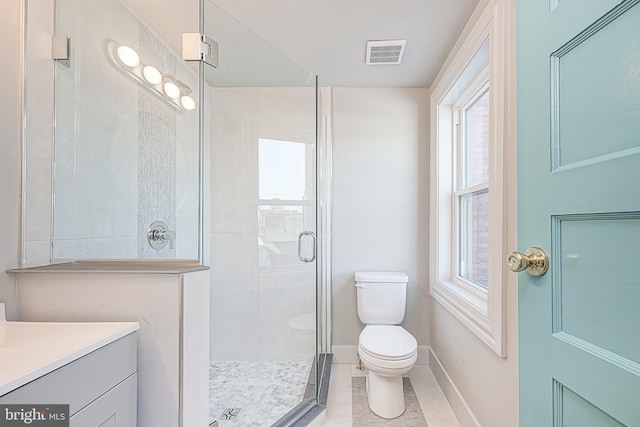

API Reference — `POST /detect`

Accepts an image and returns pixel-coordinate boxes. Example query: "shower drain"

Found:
[220,408,241,420]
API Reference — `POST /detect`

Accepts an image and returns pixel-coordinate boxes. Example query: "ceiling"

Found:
[121,0,480,88]
[209,0,480,88]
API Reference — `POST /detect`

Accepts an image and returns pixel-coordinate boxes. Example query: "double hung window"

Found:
[430,0,511,356]
[455,84,490,291]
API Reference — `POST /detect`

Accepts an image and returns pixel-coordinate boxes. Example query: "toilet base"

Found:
[365,370,405,419]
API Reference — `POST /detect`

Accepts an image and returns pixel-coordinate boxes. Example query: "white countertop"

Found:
[0,303,139,396]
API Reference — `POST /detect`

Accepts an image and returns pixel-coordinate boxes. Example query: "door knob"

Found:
[507,247,549,276]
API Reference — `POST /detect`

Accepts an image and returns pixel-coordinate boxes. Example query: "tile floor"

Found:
[323,364,461,427]
[209,360,311,426]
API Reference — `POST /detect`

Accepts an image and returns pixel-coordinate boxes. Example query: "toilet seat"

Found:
[358,325,417,361]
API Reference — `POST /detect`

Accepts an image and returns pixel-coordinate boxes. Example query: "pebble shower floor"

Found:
[209,360,312,426]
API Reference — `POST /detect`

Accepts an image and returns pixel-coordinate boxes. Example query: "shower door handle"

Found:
[297,231,316,263]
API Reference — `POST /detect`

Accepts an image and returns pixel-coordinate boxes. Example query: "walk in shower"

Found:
[21,0,331,425]
[203,2,328,426]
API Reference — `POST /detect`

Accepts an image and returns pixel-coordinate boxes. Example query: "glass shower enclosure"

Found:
[44,0,322,425]
[203,2,320,426]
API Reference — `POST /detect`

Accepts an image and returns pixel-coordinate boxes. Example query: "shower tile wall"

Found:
[210,86,316,362]
[24,0,200,263]
[47,0,134,258]
[210,88,260,361]
[136,26,177,259]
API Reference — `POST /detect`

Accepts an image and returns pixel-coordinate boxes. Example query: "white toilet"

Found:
[355,271,417,419]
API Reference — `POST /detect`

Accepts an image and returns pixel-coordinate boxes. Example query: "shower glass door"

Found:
[51,0,201,260]
[204,1,319,425]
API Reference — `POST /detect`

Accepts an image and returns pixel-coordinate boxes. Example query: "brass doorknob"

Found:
[507,247,549,276]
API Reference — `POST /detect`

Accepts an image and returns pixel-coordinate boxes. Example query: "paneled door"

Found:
[516,0,640,426]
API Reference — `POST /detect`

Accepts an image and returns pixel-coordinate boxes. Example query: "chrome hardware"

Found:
[507,247,549,276]
[52,34,70,66]
[297,231,316,263]
[356,353,365,371]
[183,33,219,68]
[147,220,176,250]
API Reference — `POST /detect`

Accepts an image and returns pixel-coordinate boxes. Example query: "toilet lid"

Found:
[359,325,417,360]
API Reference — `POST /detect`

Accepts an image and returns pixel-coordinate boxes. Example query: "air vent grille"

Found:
[366,40,406,65]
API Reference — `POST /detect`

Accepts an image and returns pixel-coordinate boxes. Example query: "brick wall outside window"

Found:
[462,89,489,287]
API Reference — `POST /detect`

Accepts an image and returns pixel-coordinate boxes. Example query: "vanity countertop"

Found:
[7,260,209,274]
[0,304,139,396]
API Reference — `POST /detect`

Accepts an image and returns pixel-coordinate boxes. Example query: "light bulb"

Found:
[116,45,140,67]
[163,81,181,99]
[142,66,163,85]
[180,96,196,111]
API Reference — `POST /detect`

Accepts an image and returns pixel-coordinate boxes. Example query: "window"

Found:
[258,138,315,267]
[456,84,490,290]
[429,0,512,357]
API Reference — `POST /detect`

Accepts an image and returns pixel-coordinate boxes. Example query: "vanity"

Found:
[9,262,210,427]
[0,303,139,425]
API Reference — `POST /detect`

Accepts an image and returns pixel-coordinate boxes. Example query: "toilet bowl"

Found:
[354,272,417,419]
[287,313,316,361]
[358,324,417,418]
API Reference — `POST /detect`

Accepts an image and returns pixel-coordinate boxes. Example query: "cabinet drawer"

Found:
[1,333,137,416]
[70,373,137,427]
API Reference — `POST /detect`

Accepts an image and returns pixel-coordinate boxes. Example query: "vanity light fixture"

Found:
[142,65,163,85]
[109,41,196,111]
[163,81,181,99]
[116,45,140,67]
[180,96,196,111]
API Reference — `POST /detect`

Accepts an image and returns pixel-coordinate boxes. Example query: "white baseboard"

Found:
[416,346,429,365]
[331,344,430,365]
[429,348,481,427]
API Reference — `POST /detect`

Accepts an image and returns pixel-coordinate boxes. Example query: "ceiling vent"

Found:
[365,40,406,65]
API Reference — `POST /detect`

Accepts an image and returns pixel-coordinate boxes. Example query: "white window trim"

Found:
[429,0,511,357]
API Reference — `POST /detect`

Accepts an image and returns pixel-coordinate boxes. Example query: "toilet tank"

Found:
[355,271,409,325]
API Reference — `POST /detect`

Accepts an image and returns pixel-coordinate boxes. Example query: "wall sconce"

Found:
[110,42,196,112]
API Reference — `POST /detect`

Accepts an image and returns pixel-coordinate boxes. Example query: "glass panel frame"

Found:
[51,0,202,261]
[203,2,320,424]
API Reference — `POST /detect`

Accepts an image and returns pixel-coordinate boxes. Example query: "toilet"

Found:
[355,271,417,419]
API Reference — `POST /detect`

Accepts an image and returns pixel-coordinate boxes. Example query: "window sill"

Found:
[430,278,502,355]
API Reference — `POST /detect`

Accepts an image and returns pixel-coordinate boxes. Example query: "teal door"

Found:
[517,0,640,426]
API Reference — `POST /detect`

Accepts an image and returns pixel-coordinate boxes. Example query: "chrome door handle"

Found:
[297,231,316,263]
[507,247,549,276]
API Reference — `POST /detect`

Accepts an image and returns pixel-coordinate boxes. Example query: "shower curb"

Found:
[277,353,332,427]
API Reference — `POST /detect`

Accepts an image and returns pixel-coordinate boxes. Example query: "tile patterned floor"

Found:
[352,377,428,426]
[209,361,311,427]
[324,364,461,427]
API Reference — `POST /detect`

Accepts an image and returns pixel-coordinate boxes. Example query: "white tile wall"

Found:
[209,87,316,362]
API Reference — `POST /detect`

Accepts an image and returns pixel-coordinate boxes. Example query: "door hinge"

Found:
[51,34,70,67]
[182,33,218,68]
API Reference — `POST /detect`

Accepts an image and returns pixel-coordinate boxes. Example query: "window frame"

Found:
[453,79,490,293]
[429,0,509,357]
